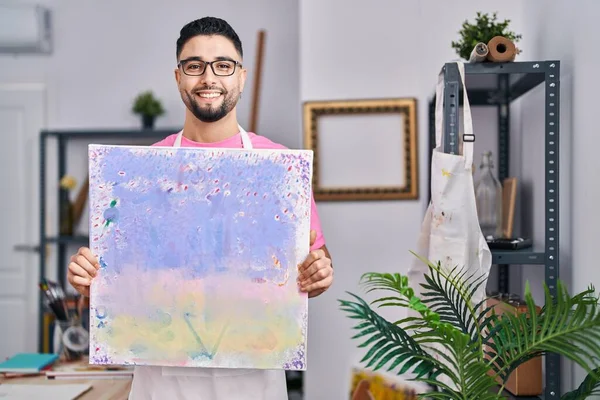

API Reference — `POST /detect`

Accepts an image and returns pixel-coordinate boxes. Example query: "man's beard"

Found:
[183,87,239,123]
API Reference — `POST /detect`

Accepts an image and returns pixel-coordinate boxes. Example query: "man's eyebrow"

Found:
[180,56,238,62]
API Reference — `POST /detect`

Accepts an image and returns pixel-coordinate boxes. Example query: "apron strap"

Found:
[174,124,253,149]
[456,62,474,169]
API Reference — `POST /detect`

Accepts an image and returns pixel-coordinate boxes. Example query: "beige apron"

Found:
[128,125,289,399]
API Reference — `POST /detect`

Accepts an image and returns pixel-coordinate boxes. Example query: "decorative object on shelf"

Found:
[338,253,600,400]
[474,151,503,239]
[486,35,517,63]
[468,42,488,63]
[59,174,77,235]
[451,12,522,62]
[132,90,165,129]
[40,279,88,361]
[303,98,419,201]
[501,177,517,238]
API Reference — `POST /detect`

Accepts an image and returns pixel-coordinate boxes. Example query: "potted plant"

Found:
[339,252,600,399]
[132,90,165,129]
[451,12,522,61]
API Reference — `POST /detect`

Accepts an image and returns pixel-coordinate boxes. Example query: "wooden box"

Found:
[485,297,542,396]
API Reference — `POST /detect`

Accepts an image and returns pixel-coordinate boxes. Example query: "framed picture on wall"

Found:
[303,98,419,201]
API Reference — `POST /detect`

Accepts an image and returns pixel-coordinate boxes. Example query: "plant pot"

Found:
[142,115,155,130]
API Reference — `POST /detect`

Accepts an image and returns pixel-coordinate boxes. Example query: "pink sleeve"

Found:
[309,194,325,251]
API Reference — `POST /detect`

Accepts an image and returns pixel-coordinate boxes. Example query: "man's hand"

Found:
[298,230,333,298]
[67,246,100,297]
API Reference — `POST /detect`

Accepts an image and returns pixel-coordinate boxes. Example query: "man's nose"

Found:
[200,64,218,84]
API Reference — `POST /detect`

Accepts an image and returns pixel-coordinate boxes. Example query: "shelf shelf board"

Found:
[430,60,556,106]
[46,235,89,245]
[491,248,545,265]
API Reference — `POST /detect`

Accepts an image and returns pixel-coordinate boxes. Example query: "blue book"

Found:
[0,353,59,373]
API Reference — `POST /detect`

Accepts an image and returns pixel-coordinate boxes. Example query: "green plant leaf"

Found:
[341,251,600,400]
[487,280,600,384]
[340,292,436,375]
[417,256,487,344]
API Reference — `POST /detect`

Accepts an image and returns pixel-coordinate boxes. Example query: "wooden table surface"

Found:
[0,374,132,400]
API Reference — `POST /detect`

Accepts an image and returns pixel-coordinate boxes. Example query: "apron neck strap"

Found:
[174,124,253,149]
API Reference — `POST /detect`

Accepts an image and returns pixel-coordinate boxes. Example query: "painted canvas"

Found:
[87,144,313,371]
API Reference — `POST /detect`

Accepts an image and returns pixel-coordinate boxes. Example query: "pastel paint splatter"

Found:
[87,144,312,371]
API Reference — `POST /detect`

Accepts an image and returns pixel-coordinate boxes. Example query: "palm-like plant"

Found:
[339,252,600,399]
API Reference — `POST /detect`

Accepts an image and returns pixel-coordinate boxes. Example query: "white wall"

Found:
[520,0,600,393]
[0,0,300,146]
[300,1,525,398]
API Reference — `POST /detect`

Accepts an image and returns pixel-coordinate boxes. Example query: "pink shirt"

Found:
[152,131,325,251]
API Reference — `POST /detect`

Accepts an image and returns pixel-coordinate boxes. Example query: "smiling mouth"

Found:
[195,91,222,99]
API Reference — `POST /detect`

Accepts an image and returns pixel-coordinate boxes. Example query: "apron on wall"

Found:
[406,61,492,387]
[128,125,289,400]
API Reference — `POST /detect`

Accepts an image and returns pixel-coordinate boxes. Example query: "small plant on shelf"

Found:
[451,11,522,61]
[132,90,165,129]
[339,251,600,399]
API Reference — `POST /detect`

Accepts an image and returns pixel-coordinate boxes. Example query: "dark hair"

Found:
[176,17,243,60]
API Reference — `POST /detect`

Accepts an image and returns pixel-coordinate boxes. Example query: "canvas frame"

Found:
[303,98,419,201]
[87,144,312,370]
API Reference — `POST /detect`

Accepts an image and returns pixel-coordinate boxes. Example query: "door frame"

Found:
[0,82,48,354]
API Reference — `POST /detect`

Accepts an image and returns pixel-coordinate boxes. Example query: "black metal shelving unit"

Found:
[37,127,304,398]
[38,128,175,348]
[429,60,560,399]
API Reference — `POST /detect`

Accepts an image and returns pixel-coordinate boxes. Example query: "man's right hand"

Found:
[67,247,99,297]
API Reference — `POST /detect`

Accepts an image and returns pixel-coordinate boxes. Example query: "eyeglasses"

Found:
[178,58,242,77]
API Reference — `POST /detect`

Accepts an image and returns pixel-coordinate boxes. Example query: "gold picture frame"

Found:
[303,98,418,201]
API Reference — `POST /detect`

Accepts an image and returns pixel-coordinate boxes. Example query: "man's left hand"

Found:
[298,230,333,298]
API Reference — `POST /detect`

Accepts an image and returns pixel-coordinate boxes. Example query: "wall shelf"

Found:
[429,60,560,400]
[38,128,176,353]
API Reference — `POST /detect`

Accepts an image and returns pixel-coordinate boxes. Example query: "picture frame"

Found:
[303,98,418,201]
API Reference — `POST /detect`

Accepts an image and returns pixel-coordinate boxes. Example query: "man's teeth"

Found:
[198,93,221,98]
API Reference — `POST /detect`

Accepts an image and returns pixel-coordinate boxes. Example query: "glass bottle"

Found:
[474,151,503,238]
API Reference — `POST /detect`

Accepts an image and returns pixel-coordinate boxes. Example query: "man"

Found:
[67,16,333,400]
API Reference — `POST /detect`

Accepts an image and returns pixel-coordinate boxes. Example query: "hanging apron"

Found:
[406,61,491,387]
[128,125,289,400]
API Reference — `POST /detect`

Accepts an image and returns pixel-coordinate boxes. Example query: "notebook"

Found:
[0,353,59,373]
[0,383,91,400]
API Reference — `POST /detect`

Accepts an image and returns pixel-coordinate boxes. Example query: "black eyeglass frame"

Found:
[177,57,242,77]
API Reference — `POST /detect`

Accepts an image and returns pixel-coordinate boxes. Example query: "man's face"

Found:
[175,35,246,123]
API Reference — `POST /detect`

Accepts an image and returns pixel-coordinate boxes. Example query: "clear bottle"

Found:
[474,151,503,238]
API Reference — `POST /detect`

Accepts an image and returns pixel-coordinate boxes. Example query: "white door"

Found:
[0,84,46,360]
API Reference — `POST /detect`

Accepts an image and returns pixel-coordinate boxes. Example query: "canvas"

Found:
[87,144,313,371]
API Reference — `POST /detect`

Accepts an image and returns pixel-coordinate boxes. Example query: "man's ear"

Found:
[239,67,247,94]
[174,68,181,86]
